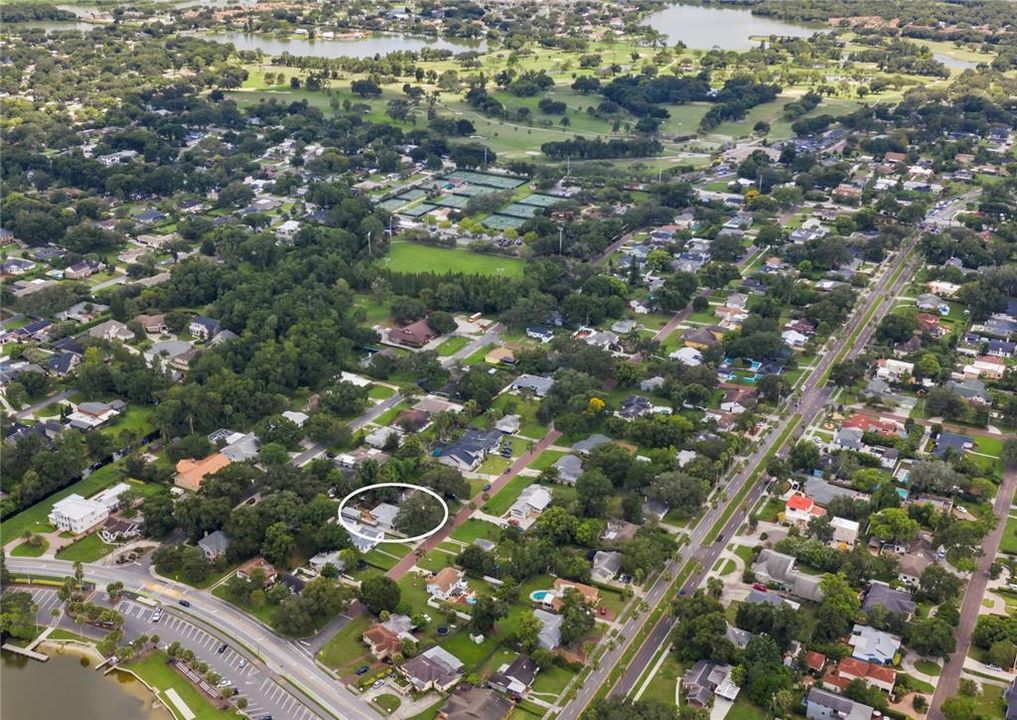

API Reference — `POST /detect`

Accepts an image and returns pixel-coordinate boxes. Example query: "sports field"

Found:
[380,241,525,277]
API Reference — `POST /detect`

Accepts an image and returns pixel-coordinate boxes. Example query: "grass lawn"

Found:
[1000,515,1017,555]
[124,650,238,720]
[373,401,410,427]
[973,435,1003,458]
[368,384,397,401]
[380,241,525,278]
[374,694,402,714]
[481,475,534,515]
[417,548,458,573]
[396,573,434,620]
[490,395,547,439]
[528,450,565,472]
[100,404,156,441]
[211,585,277,627]
[726,698,771,720]
[436,336,470,357]
[11,539,48,557]
[464,344,495,366]
[55,533,115,563]
[450,519,502,544]
[407,701,444,720]
[756,497,784,522]
[317,615,372,673]
[442,630,499,667]
[363,544,411,571]
[719,559,737,576]
[638,654,682,707]
[531,662,577,695]
[914,659,941,676]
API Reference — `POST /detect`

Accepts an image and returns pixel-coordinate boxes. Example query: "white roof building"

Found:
[48,482,131,534]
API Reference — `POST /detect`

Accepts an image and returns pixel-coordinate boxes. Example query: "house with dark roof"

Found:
[509,374,554,397]
[437,428,503,471]
[573,434,611,455]
[489,655,539,699]
[752,549,825,602]
[189,315,222,341]
[46,352,81,377]
[439,687,513,720]
[935,432,974,458]
[861,581,915,619]
[682,660,739,708]
[400,646,464,692]
[552,455,583,485]
[616,395,653,420]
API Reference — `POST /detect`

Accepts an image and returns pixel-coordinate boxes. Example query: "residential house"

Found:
[916,293,948,315]
[390,319,439,348]
[189,315,222,341]
[670,346,703,366]
[550,578,599,610]
[174,453,231,492]
[197,530,231,560]
[830,517,860,549]
[573,434,611,455]
[400,646,464,692]
[785,494,827,526]
[89,319,135,343]
[751,549,825,602]
[366,502,399,531]
[489,655,539,699]
[805,688,874,720]
[64,259,103,279]
[438,428,502,472]
[363,614,417,660]
[825,657,896,694]
[616,395,653,420]
[591,551,622,584]
[947,378,992,404]
[875,359,914,383]
[365,426,404,450]
[805,652,827,675]
[309,549,345,576]
[898,554,932,587]
[486,347,516,366]
[861,581,916,619]
[683,327,721,349]
[236,557,277,585]
[67,399,126,431]
[56,301,108,324]
[509,374,554,397]
[135,313,167,334]
[99,516,144,544]
[533,609,562,651]
[427,567,468,601]
[682,660,740,707]
[526,326,554,343]
[495,414,521,434]
[508,485,553,526]
[935,432,974,458]
[48,482,131,533]
[552,455,583,485]
[439,687,513,720]
[46,352,81,378]
[220,433,260,462]
[848,624,901,665]
[1,257,36,276]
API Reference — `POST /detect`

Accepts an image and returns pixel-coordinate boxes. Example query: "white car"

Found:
[217,679,233,689]
[371,679,385,689]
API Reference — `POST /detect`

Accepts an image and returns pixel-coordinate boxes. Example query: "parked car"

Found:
[217,643,228,654]
[752,583,768,592]
[372,679,385,689]
[356,665,370,676]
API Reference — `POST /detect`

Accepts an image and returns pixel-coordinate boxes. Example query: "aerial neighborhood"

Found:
[1,0,1017,719]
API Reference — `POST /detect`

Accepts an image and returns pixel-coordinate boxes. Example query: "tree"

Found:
[359,576,400,615]
[470,596,506,634]
[516,611,542,653]
[917,564,963,603]
[671,592,733,663]
[648,472,707,520]
[0,590,38,641]
[559,589,594,646]
[351,79,382,98]
[789,441,820,471]
[904,617,955,657]
[815,574,860,642]
[261,522,295,567]
[395,493,445,537]
[869,508,919,543]
[106,581,124,603]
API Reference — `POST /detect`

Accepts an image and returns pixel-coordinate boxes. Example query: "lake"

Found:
[198,31,486,58]
[643,3,819,50]
[932,51,979,71]
[1,649,169,720]
[5,20,99,32]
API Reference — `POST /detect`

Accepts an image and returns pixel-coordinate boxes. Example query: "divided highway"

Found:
[558,237,921,719]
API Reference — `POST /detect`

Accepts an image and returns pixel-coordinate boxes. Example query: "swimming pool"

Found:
[530,590,554,602]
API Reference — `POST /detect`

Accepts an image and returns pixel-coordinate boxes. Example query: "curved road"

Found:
[6,556,378,720]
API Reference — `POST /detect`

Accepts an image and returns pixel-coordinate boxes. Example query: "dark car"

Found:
[356,665,370,675]
[217,643,228,654]
[178,599,191,608]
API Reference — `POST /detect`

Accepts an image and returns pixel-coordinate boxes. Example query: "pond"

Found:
[5,20,99,32]
[1,649,170,720]
[197,30,486,58]
[643,3,820,50]
[932,51,979,71]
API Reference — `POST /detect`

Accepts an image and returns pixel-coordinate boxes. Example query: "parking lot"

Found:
[21,587,322,720]
[116,598,323,720]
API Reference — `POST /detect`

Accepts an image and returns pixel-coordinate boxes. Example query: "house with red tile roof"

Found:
[784,493,826,526]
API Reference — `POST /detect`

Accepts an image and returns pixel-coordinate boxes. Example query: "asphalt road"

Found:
[927,466,1017,720]
[7,557,378,720]
[563,237,922,715]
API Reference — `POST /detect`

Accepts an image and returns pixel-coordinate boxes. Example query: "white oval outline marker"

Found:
[338,482,449,545]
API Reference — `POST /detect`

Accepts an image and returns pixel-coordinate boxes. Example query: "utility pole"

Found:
[367,231,372,257]
[558,223,564,256]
